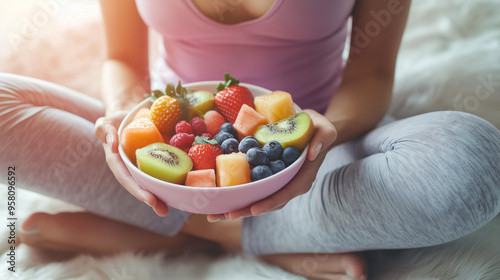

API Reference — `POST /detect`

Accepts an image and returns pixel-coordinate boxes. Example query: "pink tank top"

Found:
[136,0,355,113]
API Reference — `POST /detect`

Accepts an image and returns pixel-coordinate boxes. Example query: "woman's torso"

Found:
[136,0,355,113]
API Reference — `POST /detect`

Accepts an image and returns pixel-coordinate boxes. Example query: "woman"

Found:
[2,0,500,279]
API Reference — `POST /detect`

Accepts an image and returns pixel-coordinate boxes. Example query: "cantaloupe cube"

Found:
[120,118,165,164]
[254,91,296,123]
[185,169,216,187]
[216,152,251,187]
[233,104,267,140]
[133,108,151,120]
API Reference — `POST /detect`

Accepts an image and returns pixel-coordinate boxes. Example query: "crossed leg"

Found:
[1,73,366,280]
[20,212,366,280]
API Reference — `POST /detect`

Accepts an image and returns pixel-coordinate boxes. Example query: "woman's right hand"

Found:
[94,110,170,216]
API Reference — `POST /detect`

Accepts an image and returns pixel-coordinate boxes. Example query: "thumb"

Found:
[95,117,119,153]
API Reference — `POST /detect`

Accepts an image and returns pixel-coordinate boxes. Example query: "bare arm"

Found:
[218,0,411,220]
[95,0,169,216]
[99,0,150,114]
[324,0,411,146]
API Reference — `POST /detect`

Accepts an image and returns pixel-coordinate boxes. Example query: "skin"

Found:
[22,1,411,279]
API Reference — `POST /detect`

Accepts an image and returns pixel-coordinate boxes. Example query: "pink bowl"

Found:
[118,81,308,214]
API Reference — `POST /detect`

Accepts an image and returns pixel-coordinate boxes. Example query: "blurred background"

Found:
[0,0,104,100]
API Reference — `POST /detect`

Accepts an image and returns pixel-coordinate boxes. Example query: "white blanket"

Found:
[1,0,499,279]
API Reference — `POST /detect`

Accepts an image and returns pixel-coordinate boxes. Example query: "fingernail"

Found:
[144,201,153,207]
[20,225,40,235]
[208,217,225,223]
[259,209,275,215]
[235,214,251,220]
[259,205,283,215]
[346,269,363,279]
[312,142,322,160]
[106,133,113,145]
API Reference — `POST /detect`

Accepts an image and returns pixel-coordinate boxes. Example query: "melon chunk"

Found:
[233,104,267,140]
[133,108,151,120]
[120,118,165,164]
[254,91,296,123]
[185,169,216,187]
[216,152,251,187]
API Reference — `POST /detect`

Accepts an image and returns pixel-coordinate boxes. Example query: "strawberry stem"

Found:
[147,81,191,120]
[145,89,164,102]
[194,136,219,145]
[217,72,240,92]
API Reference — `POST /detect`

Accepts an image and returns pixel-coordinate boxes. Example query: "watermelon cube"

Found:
[233,104,267,140]
[185,169,216,187]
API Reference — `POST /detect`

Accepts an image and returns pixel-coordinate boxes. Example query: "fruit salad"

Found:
[120,73,315,188]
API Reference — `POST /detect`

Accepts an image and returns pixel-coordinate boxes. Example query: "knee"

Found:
[394,111,500,242]
[442,112,500,233]
[431,111,500,182]
[415,111,500,173]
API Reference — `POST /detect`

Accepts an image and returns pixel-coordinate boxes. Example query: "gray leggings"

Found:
[1,73,499,255]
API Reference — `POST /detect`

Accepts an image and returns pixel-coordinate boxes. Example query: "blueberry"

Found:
[239,136,260,153]
[269,160,286,174]
[263,140,283,160]
[251,165,273,181]
[282,146,300,166]
[221,138,239,154]
[219,123,238,139]
[214,132,234,145]
[246,147,269,166]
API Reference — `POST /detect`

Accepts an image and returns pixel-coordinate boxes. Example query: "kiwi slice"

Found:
[186,90,215,113]
[136,143,193,184]
[254,112,314,152]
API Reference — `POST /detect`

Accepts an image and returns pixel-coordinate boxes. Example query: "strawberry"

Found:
[188,136,223,170]
[147,81,190,135]
[215,73,254,124]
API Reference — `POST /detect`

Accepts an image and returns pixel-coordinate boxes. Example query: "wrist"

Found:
[105,102,132,116]
[104,90,145,116]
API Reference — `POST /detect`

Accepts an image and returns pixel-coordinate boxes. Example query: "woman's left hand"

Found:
[207,109,337,222]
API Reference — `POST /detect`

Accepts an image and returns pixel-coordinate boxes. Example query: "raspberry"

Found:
[201,132,213,139]
[169,133,195,153]
[175,121,193,135]
[189,117,207,136]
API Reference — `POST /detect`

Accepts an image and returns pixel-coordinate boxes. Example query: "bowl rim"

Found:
[118,81,309,191]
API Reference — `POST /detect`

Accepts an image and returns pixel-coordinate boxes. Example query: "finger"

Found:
[95,117,119,154]
[250,156,323,216]
[249,192,288,216]
[110,128,120,154]
[303,109,337,161]
[249,175,309,216]
[206,214,226,223]
[103,126,119,154]
[152,200,170,217]
[94,117,111,142]
[226,206,253,220]
[102,140,158,207]
[95,112,126,154]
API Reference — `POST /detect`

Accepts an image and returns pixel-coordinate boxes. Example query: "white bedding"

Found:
[1,0,499,279]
